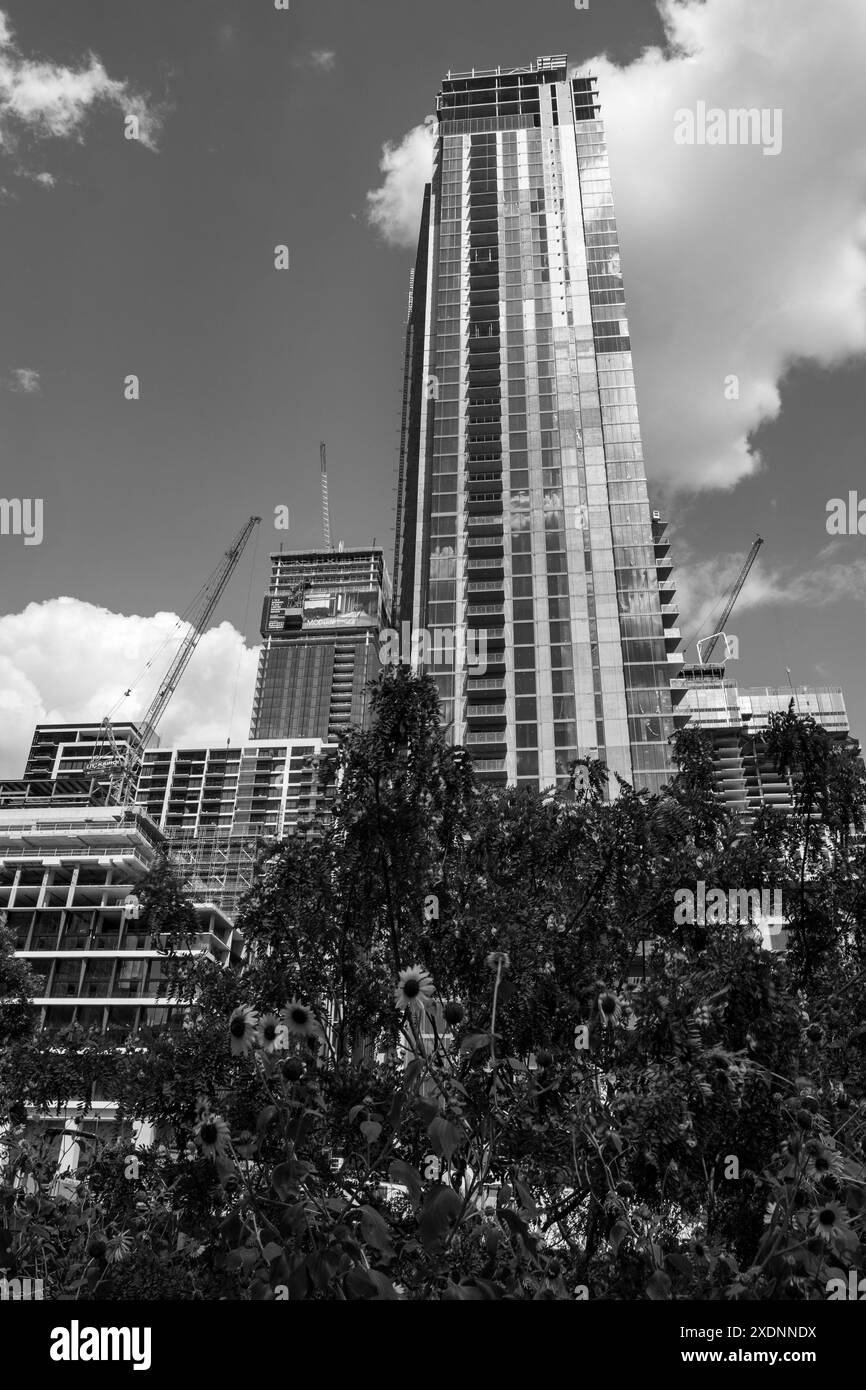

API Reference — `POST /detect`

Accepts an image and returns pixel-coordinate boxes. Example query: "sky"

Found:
[0,0,864,776]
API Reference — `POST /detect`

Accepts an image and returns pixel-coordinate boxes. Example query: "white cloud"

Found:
[367,0,866,490]
[309,49,336,72]
[576,0,866,493]
[7,367,40,393]
[676,546,866,648]
[0,7,163,154]
[0,598,260,778]
[366,117,436,248]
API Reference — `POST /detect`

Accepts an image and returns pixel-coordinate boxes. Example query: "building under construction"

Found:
[673,675,852,815]
[249,546,391,741]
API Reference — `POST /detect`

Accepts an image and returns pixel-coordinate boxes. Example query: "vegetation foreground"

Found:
[1,671,865,1301]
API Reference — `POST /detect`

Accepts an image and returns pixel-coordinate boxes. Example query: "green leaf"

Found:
[427,1115,464,1161]
[358,1204,395,1260]
[513,1179,537,1220]
[416,1096,439,1125]
[419,1185,462,1252]
[459,1032,491,1057]
[256,1104,277,1134]
[344,1267,378,1300]
[610,1220,629,1256]
[272,1162,295,1200]
[646,1270,671,1300]
[367,1269,399,1299]
[261,1241,283,1262]
[389,1159,423,1210]
[307,1248,342,1291]
[360,1120,382,1144]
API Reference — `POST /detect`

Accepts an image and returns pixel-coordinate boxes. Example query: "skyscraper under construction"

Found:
[393,56,682,792]
[249,547,391,742]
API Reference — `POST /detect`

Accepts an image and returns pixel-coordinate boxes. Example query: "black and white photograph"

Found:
[0,0,864,1364]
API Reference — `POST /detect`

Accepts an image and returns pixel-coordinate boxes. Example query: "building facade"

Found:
[393,56,681,793]
[675,675,851,814]
[135,737,333,912]
[249,547,391,742]
[18,724,335,917]
[0,789,239,1039]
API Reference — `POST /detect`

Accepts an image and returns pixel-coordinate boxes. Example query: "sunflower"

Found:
[598,991,623,1028]
[195,1113,231,1159]
[808,1200,848,1244]
[395,965,435,1012]
[282,998,317,1037]
[106,1231,135,1265]
[485,951,510,971]
[257,1013,287,1053]
[805,1144,844,1184]
[228,1005,258,1056]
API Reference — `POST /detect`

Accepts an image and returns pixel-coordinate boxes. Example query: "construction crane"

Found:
[85,515,261,804]
[320,442,332,550]
[684,534,763,671]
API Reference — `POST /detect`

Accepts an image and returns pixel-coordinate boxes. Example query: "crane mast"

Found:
[320,442,332,551]
[86,515,260,804]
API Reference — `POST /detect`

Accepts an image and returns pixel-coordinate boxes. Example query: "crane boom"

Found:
[85,515,260,803]
[699,534,763,664]
[137,515,260,748]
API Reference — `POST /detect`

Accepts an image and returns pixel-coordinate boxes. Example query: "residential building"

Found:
[393,56,681,792]
[0,787,239,1040]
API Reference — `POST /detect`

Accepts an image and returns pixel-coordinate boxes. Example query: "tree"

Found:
[1,675,863,1300]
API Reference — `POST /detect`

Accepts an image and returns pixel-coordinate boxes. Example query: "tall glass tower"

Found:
[393,56,682,793]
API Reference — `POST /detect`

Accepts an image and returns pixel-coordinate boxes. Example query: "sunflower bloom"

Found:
[395,964,435,1012]
[195,1113,231,1159]
[808,1201,848,1244]
[257,1013,287,1053]
[282,998,317,1037]
[805,1145,843,1185]
[598,991,622,1028]
[228,1005,258,1055]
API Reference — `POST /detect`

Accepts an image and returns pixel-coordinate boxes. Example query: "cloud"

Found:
[676,545,866,647]
[0,7,164,154]
[7,367,40,393]
[367,0,866,490]
[576,0,866,493]
[0,598,260,779]
[309,49,336,72]
[366,117,435,248]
